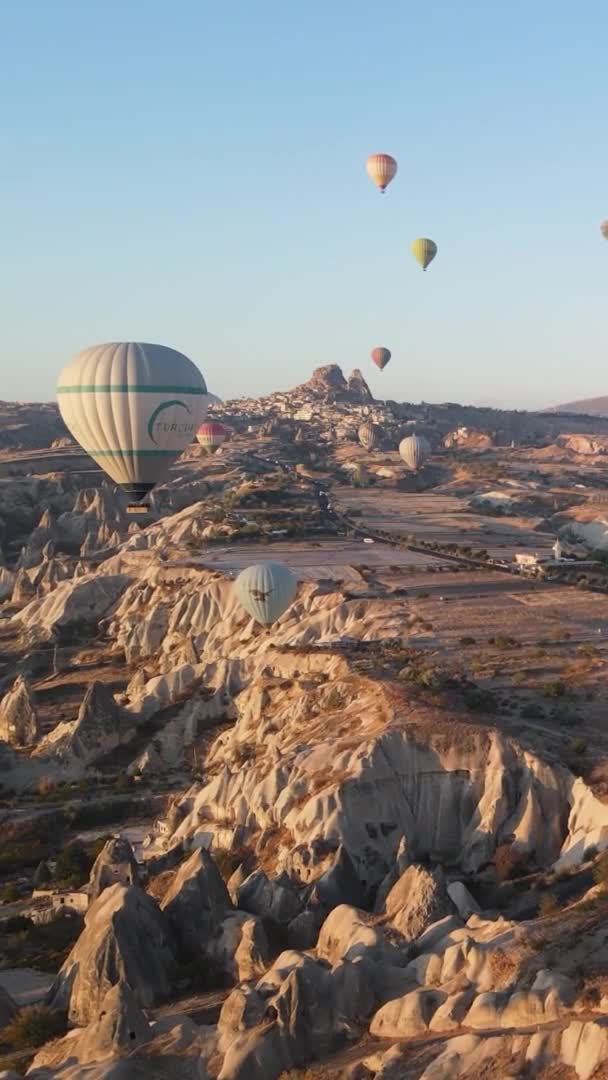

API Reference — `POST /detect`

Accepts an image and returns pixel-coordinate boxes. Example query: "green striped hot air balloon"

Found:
[234,561,298,625]
[411,238,438,271]
[57,342,208,503]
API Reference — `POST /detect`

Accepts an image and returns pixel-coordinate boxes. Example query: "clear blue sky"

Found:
[2,0,607,409]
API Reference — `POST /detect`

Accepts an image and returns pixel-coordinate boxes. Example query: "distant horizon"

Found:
[2,2,608,408]
[2,369,607,419]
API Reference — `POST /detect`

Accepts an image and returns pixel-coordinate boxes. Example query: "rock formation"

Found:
[50,883,178,1024]
[160,848,269,980]
[35,681,135,767]
[0,674,39,746]
[88,837,141,901]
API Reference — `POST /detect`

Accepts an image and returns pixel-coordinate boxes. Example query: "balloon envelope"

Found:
[371,347,391,371]
[234,561,298,625]
[601,220,608,240]
[197,421,227,452]
[57,342,207,501]
[358,422,377,452]
[411,238,438,271]
[366,154,397,192]
[399,434,431,471]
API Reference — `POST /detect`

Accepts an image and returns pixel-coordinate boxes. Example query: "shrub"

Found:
[3,1005,66,1049]
[0,883,20,903]
[542,680,566,699]
[2,914,33,933]
[520,702,544,720]
[53,841,92,888]
[583,844,599,862]
[578,985,601,1009]
[212,848,248,883]
[538,893,559,917]
[488,635,518,649]
[36,777,56,799]
[493,842,529,883]
[464,688,498,713]
[577,643,598,659]
[459,636,476,647]
[571,738,587,755]
[593,853,608,888]
[113,774,134,794]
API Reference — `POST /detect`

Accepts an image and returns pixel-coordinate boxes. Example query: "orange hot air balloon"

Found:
[371,347,391,371]
[366,153,397,193]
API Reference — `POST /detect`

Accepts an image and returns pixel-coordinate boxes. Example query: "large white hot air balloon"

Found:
[57,342,208,502]
[399,434,431,471]
[234,561,298,625]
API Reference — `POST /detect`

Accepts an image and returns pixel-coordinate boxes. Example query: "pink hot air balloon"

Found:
[366,153,397,193]
[371,347,391,371]
[196,421,227,453]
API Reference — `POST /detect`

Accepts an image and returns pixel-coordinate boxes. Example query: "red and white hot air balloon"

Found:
[196,421,227,453]
[366,153,397,193]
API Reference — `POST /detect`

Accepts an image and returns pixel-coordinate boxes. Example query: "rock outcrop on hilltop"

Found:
[0,674,39,746]
[295,364,374,404]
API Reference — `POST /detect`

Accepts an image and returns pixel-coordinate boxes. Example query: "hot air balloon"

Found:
[601,221,608,240]
[399,434,431,471]
[411,238,437,271]
[366,154,397,193]
[371,347,391,371]
[234,561,297,625]
[57,342,207,504]
[197,421,227,453]
[358,422,377,452]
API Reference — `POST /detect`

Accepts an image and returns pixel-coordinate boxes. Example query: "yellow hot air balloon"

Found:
[411,238,437,271]
[601,220,608,241]
[366,154,397,193]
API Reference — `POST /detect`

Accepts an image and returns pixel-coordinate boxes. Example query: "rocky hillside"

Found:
[0,401,67,452]
[0,462,606,1076]
[547,395,608,417]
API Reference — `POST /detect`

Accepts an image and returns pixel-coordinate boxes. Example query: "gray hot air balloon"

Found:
[234,561,298,625]
[57,342,208,503]
[358,421,377,452]
[399,434,431,471]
